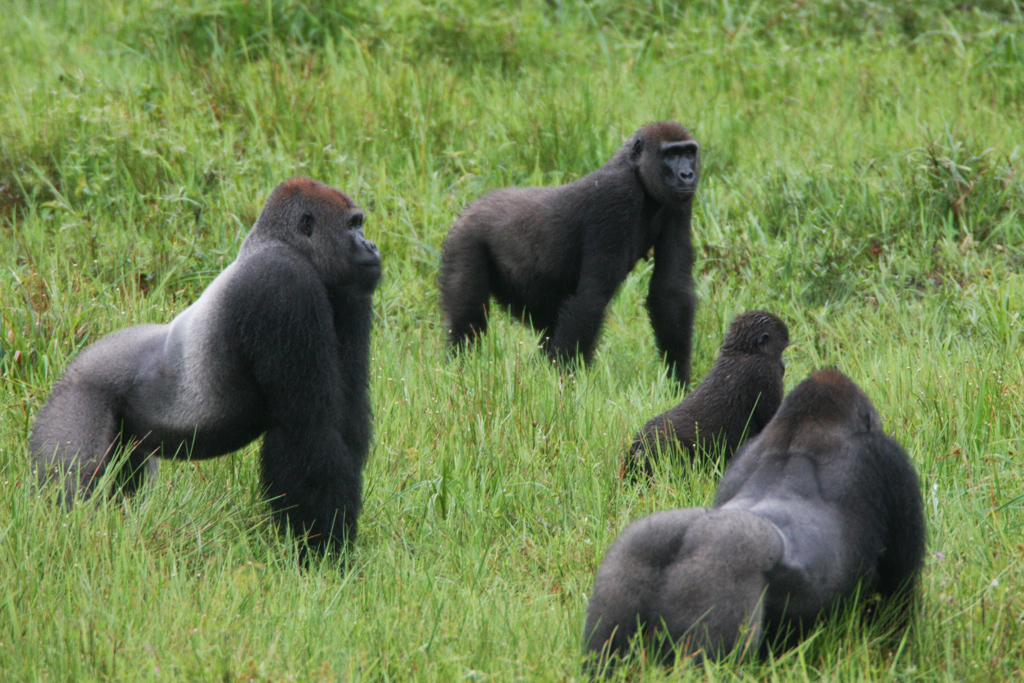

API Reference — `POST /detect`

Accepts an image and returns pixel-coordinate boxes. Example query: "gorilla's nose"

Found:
[356,234,381,266]
[364,238,381,259]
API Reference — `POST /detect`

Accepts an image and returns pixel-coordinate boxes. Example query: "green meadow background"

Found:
[1,0,1022,679]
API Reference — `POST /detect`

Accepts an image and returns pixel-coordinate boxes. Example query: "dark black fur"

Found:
[626,311,788,478]
[440,122,700,385]
[29,177,381,554]
[584,368,926,668]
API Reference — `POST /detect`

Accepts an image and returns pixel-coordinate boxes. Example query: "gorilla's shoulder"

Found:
[234,243,323,290]
[212,244,329,322]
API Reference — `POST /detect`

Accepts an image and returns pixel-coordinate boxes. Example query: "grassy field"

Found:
[2,0,1023,680]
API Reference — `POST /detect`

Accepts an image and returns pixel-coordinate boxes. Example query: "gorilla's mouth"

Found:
[359,259,383,279]
[356,251,381,267]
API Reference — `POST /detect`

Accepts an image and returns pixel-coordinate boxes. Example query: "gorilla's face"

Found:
[632,124,700,206]
[263,178,381,294]
[656,141,701,200]
[308,204,381,294]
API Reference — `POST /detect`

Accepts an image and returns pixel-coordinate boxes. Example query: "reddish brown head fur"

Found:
[275,177,353,210]
[806,367,857,394]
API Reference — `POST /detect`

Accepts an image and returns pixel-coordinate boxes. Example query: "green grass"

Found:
[2,0,1023,679]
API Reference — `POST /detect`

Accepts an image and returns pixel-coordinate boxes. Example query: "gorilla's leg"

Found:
[29,380,123,504]
[651,509,781,661]
[547,288,614,364]
[441,237,491,349]
[583,512,703,663]
[584,508,783,668]
[113,447,160,497]
[30,328,164,503]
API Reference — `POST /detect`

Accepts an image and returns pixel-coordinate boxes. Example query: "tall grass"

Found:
[2,0,1022,679]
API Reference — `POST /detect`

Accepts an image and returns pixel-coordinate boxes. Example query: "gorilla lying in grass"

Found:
[30,177,381,555]
[584,368,926,669]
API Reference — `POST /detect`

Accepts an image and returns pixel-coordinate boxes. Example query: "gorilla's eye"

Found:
[299,213,315,237]
[349,213,364,229]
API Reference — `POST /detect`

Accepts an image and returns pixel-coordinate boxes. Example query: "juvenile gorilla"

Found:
[584,369,925,667]
[30,177,381,554]
[440,122,700,385]
[626,311,788,478]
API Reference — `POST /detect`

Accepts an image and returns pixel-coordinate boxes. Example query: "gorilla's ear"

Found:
[757,332,771,347]
[863,409,882,433]
[299,213,314,237]
[630,137,644,163]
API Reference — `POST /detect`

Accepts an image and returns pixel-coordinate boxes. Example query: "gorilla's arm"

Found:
[646,205,696,386]
[858,433,926,602]
[238,255,367,553]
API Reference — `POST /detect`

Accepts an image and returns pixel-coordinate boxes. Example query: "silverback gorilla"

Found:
[30,177,381,554]
[625,311,789,478]
[440,122,700,385]
[584,369,926,668]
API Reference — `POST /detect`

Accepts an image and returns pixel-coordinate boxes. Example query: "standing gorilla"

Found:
[440,122,700,385]
[626,311,788,479]
[30,177,381,554]
[584,369,925,668]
